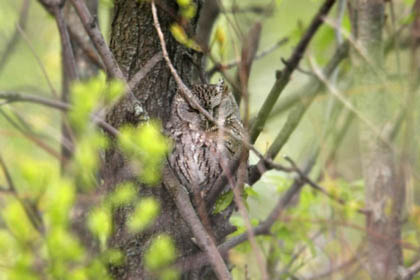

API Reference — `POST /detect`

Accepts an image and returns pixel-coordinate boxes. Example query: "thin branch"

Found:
[401,259,420,280]
[44,0,79,170]
[234,22,262,103]
[219,154,269,280]
[178,156,315,272]
[69,0,124,80]
[16,25,59,98]
[0,91,119,137]
[207,37,288,78]
[68,25,104,70]
[127,52,163,90]
[308,55,393,149]
[249,0,337,143]
[0,108,63,159]
[0,0,30,75]
[0,153,44,233]
[248,42,349,184]
[163,166,232,280]
[151,0,215,122]
[0,91,70,110]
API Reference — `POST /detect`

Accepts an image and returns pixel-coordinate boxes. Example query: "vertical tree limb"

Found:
[350,1,405,279]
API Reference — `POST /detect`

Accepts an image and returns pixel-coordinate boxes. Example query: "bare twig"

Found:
[0,91,70,110]
[207,37,289,78]
[219,155,269,280]
[309,55,393,148]
[163,166,232,280]
[178,156,315,272]
[0,153,44,233]
[401,259,420,280]
[16,25,58,98]
[0,0,30,75]
[234,22,262,103]
[127,52,163,90]
[248,42,349,184]
[0,108,63,159]
[249,0,337,143]
[0,91,119,137]
[42,0,79,170]
[69,0,124,80]
[68,25,104,70]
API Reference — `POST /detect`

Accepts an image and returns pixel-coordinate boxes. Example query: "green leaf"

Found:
[213,190,233,214]
[244,185,259,199]
[177,0,190,7]
[3,199,38,243]
[47,228,84,262]
[43,178,75,228]
[70,74,105,133]
[86,259,111,280]
[128,197,160,232]
[170,24,201,51]
[101,249,124,266]
[20,159,56,200]
[104,79,125,104]
[229,216,246,237]
[107,182,137,207]
[87,207,112,249]
[9,252,39,280]
[69,268,88,280]
[118,122,170,185]
[73,133,108,188]
[144,234,176,271]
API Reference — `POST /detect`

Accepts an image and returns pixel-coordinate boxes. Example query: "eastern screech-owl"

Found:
[167,80,244,196]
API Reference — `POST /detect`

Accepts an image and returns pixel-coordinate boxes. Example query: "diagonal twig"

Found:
[0,0,30,75]
[0,153,44,233]
[163,166,232,280]
[249,0,337,143]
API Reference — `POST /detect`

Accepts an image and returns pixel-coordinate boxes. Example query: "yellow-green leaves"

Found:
[128,197,160,232]
[213,190,233,214]
[47,228,84,263]
[144,234,177,271]
[70,72,124,133]
[119,122,170,185]
[73,133,108,188]
[20,159,57,200]
[43,178,75,228]
[107,182,137,207]
[176,0,196,19]
[3,200,38,243]
[87,207,112,249]
[170,24,201,52]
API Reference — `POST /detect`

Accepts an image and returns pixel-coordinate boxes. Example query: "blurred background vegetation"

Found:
[0,0,419,279]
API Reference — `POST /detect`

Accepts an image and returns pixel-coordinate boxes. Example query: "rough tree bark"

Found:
[102,1,230,279]
[350,1,405,279]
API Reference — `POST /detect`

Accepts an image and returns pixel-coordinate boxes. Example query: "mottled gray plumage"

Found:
[167,80,244,196]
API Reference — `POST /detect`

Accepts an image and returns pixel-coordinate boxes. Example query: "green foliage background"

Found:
[0,0,419,279]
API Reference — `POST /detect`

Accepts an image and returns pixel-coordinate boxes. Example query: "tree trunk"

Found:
[350,1,405,279]
[102,1,229,278]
